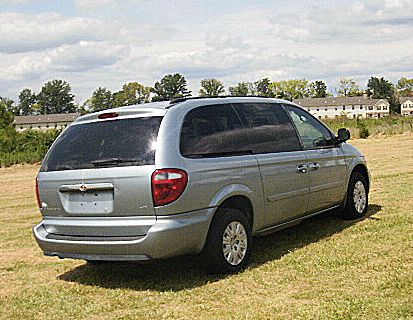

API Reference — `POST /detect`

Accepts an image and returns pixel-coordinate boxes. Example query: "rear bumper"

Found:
[33,208,215,261]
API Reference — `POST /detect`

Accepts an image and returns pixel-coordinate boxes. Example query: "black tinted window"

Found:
[41,117,162,172]
[233,103,302,154]
[180,104,249,158]
[283,105,333,149]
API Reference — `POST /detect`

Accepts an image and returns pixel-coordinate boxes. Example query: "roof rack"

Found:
[169,95,273,105]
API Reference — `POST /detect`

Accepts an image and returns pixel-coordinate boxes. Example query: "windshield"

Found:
[40,116,163,172]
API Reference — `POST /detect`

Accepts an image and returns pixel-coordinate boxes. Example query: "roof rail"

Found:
[169,95,273,105]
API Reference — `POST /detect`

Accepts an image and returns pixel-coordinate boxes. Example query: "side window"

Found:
[283,104,333,149]
[233,103,302,154]
[180,104,248,158]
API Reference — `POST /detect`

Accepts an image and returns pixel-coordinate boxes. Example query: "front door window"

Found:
[283,105,334,149]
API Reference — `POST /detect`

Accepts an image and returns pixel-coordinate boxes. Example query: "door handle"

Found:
[59,183,114,193]
[309,163,320,171]
[296,164,307,173]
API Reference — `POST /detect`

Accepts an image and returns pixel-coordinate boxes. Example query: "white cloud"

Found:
[0,1,412,101]
[48,41,128,72]
[0,13,107,53]
[267,0,413,44]
[0,41,127,84]
[0,0,31,3]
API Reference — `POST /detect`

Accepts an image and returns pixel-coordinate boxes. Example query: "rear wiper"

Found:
[91,158,145,166]
[55,165,75,171]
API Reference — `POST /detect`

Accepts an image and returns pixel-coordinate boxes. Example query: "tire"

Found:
[202,208,252,274]
[341,172,369,220]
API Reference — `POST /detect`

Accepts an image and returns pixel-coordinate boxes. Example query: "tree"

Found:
[367,77,394,99]
[337,78,362,97]
[254,78,275,97]
[367,77,399,113]
[114,82,151,106]
[229,82,253,96]
[87,87,114,112]
[0,97,14,128]
[16,89,37,115]
[396,77,413,97]
[199,79,225,97]
[152,73,191,101]
[37,80,76,114]
[310,80,328,98]
[269,79,311,101]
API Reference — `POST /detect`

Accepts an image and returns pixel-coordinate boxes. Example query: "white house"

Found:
[13,113,80,132]
[293,97,390,120]
[400,97,413,116]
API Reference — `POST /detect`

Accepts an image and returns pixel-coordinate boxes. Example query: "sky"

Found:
[0,0,412,103]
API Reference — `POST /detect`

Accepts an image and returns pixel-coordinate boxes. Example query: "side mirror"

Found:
[337,128,350,143]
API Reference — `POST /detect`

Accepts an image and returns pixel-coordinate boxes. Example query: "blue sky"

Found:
[0,0,412,102]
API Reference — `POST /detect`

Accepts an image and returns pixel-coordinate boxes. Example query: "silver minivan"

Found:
[33,97,370,273]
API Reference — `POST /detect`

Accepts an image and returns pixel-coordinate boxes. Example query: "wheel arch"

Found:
[351,163,370,192]
[209,184,255,231]
[341,162,370,209]
[218,195,254,230]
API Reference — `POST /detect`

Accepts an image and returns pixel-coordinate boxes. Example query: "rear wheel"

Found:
[341,172,369,220]
[202,208,252,274]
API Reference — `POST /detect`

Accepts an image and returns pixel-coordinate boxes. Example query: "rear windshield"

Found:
[40,117,162,172]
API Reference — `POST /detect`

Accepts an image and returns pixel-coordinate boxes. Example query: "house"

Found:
[13,113,80,132]
[400,97,413,116]
[293,97,390,120]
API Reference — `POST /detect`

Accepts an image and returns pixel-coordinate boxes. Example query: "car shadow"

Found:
[58,204,382,292]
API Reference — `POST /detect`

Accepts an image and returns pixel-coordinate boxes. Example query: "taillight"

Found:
[151,169,188,206]
[35,177,41,209]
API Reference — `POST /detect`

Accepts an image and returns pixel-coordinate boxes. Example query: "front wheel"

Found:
[202,208,252,274]
[341,172,369,220]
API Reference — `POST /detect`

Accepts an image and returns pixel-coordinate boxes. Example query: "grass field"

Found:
[0,133,412,319]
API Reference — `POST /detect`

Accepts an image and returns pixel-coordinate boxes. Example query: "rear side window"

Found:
[233,103,302,154]
[41,117,162,172]
[180,104,249,158]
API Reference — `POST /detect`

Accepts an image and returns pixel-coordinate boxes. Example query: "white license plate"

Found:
[68,191,114,214]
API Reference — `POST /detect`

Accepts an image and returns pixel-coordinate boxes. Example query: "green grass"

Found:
[0,134,412,319]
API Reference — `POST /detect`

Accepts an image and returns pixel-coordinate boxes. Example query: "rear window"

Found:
[40,117,162,172]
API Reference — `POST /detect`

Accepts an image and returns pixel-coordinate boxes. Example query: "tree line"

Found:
[1,74,412,167]
[1,75,412,118]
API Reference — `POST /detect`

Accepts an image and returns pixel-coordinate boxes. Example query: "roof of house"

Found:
[400,97,413,104]
[14,113,80,125]
[293,97,389,108]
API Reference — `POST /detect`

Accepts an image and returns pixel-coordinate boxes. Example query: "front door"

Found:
[283,104,347,213]
[305,148,347,212]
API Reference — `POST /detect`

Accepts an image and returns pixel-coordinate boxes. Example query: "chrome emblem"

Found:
[79,184,88,192]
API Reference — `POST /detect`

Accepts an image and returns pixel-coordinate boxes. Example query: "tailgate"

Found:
[38,165,156,218]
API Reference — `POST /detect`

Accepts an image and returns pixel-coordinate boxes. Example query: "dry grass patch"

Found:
[0,134,412,319]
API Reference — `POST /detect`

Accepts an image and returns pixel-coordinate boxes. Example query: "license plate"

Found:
[67,191,114,214]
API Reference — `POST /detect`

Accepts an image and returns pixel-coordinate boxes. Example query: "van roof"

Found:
[74,96,293,125]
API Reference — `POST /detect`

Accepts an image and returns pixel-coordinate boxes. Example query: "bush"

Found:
[323,115,413,139]
[357,120,370,139]
[0,128,61,167]
[0,151,43,167]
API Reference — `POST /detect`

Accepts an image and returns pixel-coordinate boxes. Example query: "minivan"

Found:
[34,97,370,273]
